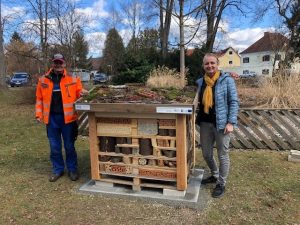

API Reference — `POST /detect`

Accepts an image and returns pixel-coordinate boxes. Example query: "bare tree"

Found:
[20,0,52,70]
[275,0,299,58]
[160,0,174,60]
[5,36,39,75]
[50,0,87,67]
[0,0,5,87]
[204,0,244,52]
[0,0,17,86]
[119,0,149,51]
[179,0,185,81]
[152,0,174,61]
[17,0,89,71]
[120,0,144,39]
[102,2,122,31]
[172,0,206,81]
[253,0,299,60]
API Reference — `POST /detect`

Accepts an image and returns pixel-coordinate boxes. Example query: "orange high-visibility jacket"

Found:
[35,68,83,124]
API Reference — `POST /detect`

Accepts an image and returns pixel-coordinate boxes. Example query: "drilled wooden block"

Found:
[139,168,176,179]
[159,119,176,127]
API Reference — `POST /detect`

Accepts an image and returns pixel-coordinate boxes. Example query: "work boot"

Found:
[49,172,64,182]
[212,184,225,198]
[201,175,217,184]
[68,171,79,181]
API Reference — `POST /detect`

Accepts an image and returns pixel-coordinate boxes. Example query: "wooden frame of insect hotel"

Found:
[75,86,198,192]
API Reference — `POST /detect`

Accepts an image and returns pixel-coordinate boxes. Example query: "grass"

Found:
[0,88,299,225]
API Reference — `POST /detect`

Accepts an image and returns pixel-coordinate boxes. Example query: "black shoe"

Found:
[49,172,64,182]
[201,175,217,184]
[68,171,79,181]
[212,184,225,198]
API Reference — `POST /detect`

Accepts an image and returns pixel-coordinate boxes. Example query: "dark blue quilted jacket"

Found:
[196,72,239,131]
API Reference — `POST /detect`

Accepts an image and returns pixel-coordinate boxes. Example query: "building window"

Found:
[275,54,281,60]
[243,57,249,63]
[229,51,233,55]
[262,55,270,61]
[243,70,249,74]
[229,60,233,64]
[262,69,269,75]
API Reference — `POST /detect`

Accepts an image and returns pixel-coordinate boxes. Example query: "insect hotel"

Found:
[75,85,198,192]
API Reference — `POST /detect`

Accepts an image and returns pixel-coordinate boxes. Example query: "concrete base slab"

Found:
[78,169,208,209]
[95,181,114,188]
[163,189,186,197]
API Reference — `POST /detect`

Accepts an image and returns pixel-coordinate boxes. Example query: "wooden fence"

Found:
[230,109,300,150]
[78,108,300,150]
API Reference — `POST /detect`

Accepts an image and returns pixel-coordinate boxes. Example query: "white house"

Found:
[290,57,300,75]
[240,32,289,76]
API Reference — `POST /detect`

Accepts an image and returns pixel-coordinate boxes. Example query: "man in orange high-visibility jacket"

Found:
[35,53,87,182]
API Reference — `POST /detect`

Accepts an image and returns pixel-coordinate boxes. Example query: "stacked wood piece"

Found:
[288,150,300,163]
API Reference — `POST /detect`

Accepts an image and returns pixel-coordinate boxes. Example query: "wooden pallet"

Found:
[98,173,177,192]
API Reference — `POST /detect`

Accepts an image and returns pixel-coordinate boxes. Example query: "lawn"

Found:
[0,87,299,225]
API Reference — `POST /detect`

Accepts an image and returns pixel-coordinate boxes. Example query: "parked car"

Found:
[240,71,257,78]
[71,69,90,82]
[93,73,108,84]
[10,72,31,87]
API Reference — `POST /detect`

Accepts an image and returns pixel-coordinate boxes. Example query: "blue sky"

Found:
[2,0,286,57]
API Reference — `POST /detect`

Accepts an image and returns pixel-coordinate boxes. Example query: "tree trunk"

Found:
[0,0,6,88]
[159,0,174,61]
[179,0,185,83]
[205,0,217,52]
[205,0,226,52]
[44,0,49,70]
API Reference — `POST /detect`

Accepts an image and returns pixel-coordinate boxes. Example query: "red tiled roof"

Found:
[90,57,103,70]
[214,47,231,57]
[186,47,237,57]
[240,32,289,54]
[214,47,240,58]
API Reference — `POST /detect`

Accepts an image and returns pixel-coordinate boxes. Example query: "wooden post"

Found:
[176,114,187,190]
[88,112,100,180]
[133,177,141,192]
[192,113,196,168]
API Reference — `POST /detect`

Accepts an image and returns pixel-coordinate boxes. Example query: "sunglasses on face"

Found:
[53,61,64,65]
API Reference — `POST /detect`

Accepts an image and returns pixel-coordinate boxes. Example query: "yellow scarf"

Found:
[202,71,220,114]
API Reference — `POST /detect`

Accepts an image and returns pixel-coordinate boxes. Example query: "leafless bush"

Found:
[146,66,187,89]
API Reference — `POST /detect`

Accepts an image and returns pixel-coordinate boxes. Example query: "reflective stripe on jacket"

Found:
[35,68,83,124]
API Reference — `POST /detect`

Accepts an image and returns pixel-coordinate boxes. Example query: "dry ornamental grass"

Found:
[237,73,300,108]
[263,73,300,108]
[146,66,187,89]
